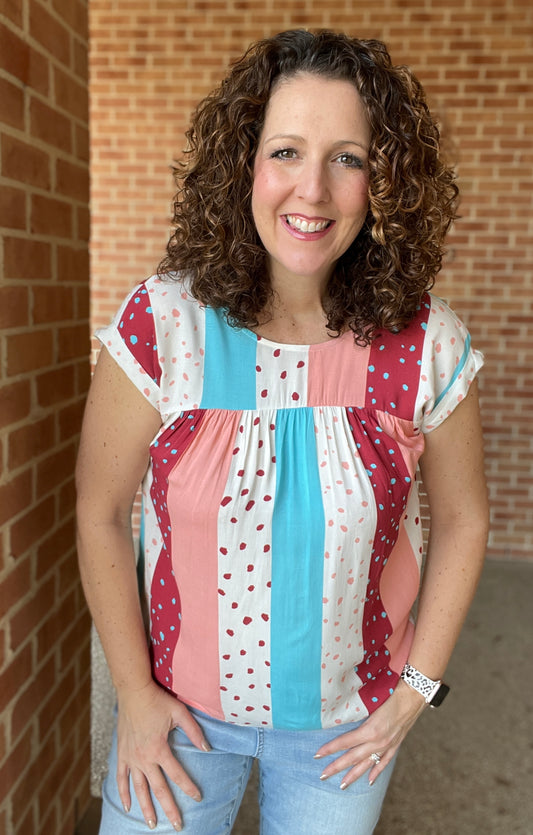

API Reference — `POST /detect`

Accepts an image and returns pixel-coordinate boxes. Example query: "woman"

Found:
[77,29,489,834]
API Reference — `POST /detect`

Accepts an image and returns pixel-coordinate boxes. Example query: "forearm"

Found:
[77,513,153,693]
[407,516,489,681]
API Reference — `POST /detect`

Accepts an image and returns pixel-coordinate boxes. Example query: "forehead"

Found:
[261,72,370,142]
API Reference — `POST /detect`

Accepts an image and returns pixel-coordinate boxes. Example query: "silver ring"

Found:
[369,752,381,765]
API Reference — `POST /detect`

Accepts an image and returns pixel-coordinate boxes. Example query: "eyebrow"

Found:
[263,133,369,152]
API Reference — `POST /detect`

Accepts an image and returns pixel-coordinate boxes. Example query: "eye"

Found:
[336,152,365,169]
[270,148,298,160]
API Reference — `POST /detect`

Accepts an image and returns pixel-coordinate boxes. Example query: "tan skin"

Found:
[76,74,490,830]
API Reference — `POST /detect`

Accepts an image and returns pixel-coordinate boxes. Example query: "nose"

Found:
[295,158,330,204]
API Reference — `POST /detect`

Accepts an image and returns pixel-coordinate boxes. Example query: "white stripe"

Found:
[217,410,276,725]
[255,340,309,408]
[149,279,206,414]
[314,407,376,724]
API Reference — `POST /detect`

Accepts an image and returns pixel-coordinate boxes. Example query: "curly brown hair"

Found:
[158,29,458,344]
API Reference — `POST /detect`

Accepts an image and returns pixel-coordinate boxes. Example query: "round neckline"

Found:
[240,326,353,351]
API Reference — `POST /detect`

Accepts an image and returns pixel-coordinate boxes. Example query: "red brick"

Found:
[0,184,26,230]
[31,193,73,238]
[57,243,90,282]
[3,236,52,280]
[8,413,55,471]
[1,132,51,189]
[0,21,30,83]
[58,549,86,598]
[52,0,89,39]
[11,724,56,821]
[56,158,90,202]
[16,808,36,835]
[29,0,71,67]
[75,123,90,162]
[36,442,77,495]
[0,719,6,762]
[9,495,56,561]
[38,806,58,835]
[37,597,78,669]
[32,285,75,324]
[54,65,89,122]
[10,576,56,653]
[30,96,72,153]
[0,284,29,329]
[0,76,24,129]
[0,559,32,621]
[58,398,85,441]
[59,608,91,671]
[36,364,76,408]
[0,0,23,26]
[77,204,90,241]
[0,469,32,527]
[36,518,76,580]
[0,645,33,716]
[58,322,90,361]
[6,328,54,375]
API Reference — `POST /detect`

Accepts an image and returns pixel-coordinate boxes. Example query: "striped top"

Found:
[97,274,483,730]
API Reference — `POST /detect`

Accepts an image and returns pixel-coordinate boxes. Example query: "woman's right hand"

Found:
[116,680,211,831]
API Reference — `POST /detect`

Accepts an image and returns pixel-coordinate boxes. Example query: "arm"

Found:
[76,347,209,830]
[314,379,490,786]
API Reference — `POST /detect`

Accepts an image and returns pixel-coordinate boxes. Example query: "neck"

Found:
[255,276,335,345]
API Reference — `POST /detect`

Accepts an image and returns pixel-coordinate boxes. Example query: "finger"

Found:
[341,750,394,790]
[314,729,361,759]
[172,704,211,753]
[159,746,202,802]
[319,746,367,782]
[130,768,158,830]
[145,765,185,832]
[117,763,132,814]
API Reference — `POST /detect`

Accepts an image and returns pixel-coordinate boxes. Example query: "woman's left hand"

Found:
[314,680,426,788]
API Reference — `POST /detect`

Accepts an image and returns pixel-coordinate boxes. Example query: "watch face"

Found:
[430,682,450,707]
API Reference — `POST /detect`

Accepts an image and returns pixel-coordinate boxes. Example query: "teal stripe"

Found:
[200,308,257,409]
[433,334,471,411]
[270,408,324,729]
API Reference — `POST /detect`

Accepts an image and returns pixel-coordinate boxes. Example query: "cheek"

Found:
[252,164,287,214]
[342,182,369,220]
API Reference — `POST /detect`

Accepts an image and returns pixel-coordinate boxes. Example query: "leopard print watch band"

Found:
[400,662,449,706]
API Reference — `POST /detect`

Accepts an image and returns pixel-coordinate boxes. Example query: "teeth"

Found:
[286,215,330,233]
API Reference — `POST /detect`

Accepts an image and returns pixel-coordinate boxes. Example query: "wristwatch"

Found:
[400,662,450,708]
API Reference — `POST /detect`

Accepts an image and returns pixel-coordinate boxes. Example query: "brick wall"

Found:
[0,1,91,833]
[89,0,532,556]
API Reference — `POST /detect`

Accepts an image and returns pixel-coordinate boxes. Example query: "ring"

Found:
[369,752,381,765]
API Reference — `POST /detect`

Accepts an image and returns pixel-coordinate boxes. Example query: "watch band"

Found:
[400,662,449,707]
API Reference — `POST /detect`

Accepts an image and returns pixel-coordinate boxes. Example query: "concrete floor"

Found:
[77,559,533,835]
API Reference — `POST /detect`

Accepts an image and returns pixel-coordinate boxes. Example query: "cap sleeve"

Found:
[416,296,484,433]
[95,281,162,411]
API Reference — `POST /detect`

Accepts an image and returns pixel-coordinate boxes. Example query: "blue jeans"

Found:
[100,708,395,834]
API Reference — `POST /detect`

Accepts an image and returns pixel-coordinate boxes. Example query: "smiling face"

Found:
[252,73,371,292]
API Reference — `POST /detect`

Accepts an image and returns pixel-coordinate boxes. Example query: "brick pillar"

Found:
[0,1,92,833]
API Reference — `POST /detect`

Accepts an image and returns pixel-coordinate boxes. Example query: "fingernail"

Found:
[147,820,156,830]
[193,792,202,802]
[313,753,322,759]
[319,772,329,781]
[123,803,130,814]
[201,742,211,752]
[340,781,348,791]
[369,778,375,787]
[173,822,182,832]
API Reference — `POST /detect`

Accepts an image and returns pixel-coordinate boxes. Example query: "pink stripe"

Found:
[307,332,369,407]
[168,411,242,719]
[380,521,420,672]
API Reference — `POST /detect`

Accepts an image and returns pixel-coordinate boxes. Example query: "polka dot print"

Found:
[96,278,483,729]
